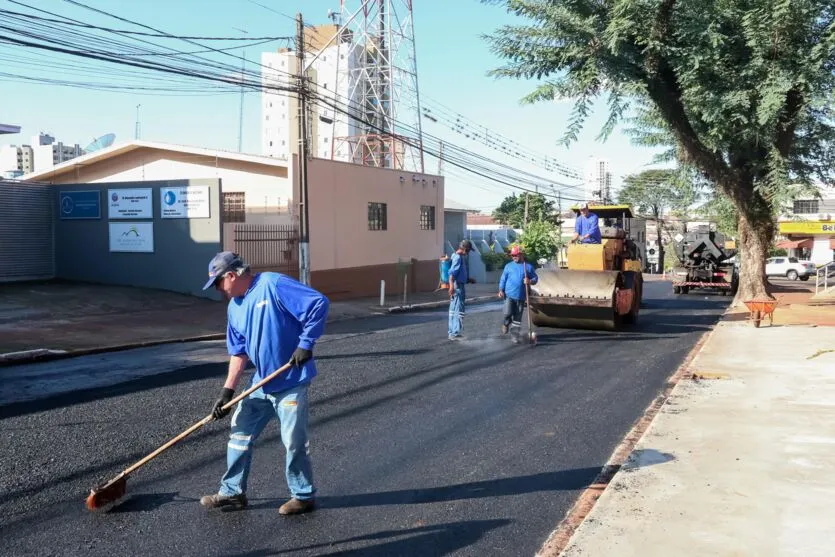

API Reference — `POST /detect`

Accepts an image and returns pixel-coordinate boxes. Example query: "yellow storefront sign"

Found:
[778,221,835,234]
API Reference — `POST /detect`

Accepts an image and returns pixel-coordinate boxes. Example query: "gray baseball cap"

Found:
[202,251,247,290]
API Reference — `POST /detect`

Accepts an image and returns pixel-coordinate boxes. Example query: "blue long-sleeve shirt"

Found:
[226,272,329,394]
[499,260,538,301]
[449,251,469,285]
[575,213,602,244]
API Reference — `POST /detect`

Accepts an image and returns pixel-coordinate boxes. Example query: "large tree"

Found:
[618,168,698,269]
[485,0,835,301]
[492,192,558,228]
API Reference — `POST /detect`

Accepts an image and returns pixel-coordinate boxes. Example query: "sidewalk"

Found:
[0,280,498,363]
[547,287,835,556]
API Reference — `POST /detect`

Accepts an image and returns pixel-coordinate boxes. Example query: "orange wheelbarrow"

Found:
[743,299,777,328]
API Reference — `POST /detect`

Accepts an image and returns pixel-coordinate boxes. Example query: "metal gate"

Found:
[233,224,299,278]
[0,181,54,282]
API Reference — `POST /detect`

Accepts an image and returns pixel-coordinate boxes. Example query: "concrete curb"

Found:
[385,295,496,313]
[535,325,717,557]
[0,334,227,368]
[0,298,500,367]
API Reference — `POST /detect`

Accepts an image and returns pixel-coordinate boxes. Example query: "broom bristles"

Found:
[86,475,127,511]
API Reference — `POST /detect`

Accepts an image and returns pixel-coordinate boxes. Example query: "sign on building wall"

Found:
[778,221,835,235]
[108,188,152,219]
[109,222,154,253]
[59,190,101,220]
[160,185,210,219]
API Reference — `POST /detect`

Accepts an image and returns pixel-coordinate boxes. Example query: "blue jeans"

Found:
[219,384,315,500]
[503,297,525,330]
[448,284,466,337]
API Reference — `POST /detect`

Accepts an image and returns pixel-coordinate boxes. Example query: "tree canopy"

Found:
[492,192,559,228]
[618,168,697,221]
[485,0,835,301]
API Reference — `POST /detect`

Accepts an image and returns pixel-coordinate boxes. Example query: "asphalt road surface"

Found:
[0,281,728,557]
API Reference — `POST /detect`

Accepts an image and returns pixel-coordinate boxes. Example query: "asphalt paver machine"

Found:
[528,205,644,331]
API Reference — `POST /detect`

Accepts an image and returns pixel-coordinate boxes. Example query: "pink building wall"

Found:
[305,158,444,272]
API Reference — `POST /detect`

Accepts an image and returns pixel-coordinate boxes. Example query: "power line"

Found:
[0,8,293,40]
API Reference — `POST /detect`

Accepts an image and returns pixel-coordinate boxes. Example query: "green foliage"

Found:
[618,168,699,220]
[769,247,788,257]
[492,193,558,228]
[697,193,739,238]
[519,220,559,266]
[484,0,835,296]
[481,249,511,272]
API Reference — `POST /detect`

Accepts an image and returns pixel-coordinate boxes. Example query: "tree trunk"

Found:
[730,189,774,305]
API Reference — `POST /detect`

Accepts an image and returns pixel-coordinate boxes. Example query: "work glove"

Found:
[289,347,312,367]
[212,387,235,420]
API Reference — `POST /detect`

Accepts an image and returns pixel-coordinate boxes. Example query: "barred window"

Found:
[419,205,436,230]
[368,202,387,231]
[223,192,246,223]
[793,199,819,214]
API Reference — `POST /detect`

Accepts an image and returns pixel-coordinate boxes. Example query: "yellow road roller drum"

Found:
[528,205,643,331]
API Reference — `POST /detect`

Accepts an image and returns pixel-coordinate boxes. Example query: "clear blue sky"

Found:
[0,0,660,210]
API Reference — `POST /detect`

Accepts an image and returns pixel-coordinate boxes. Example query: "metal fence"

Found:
[233,224,299,277]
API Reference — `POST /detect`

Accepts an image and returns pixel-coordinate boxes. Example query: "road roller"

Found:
[528,205,643,331]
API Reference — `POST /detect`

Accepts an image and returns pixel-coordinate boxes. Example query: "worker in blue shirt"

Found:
[448,239,475,340]
[198,252,329,515]
[498,245,538,342]
[573,202,602,244]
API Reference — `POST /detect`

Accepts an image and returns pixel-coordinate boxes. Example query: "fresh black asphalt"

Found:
[0,281,728,556]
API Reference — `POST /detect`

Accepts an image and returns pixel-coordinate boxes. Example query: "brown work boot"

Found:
[200,493,247,510]
[278,497,316,515]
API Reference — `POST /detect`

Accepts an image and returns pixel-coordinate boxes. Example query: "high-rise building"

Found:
[584,157,612,203]
[1,134,83,176]
[261,24,358,162]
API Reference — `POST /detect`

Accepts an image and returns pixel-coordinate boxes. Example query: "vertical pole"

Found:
[524,192,529,227]
[238,52,245,152]
[438,141,444,175]
[557,190,563,266]
[135,104,141,140]
[297,13,311,285]
[380,280,386,306]
[403,272,408,305]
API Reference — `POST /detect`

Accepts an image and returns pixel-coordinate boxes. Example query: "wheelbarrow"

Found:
[743,299,778,328]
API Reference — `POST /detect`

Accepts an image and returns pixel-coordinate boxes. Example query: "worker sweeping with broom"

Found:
[84,252,329,514]
[200,252,329,514]
[498,245,538,343]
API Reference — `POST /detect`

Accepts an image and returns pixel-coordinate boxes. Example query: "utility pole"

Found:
[296,13,311,285]
[237,52,245,152]
[524,192,529,227]
[135,104,141,140]
[557,190,563,266]
[437,141,444,175]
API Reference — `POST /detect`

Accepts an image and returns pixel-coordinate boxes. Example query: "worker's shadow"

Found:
[229,518,511,557]
[109,491,192,513]
[310,467,601,510]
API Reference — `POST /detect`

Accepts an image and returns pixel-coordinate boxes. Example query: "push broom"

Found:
[86,361,294,511]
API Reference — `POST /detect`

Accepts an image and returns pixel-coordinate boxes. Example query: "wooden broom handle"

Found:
[121,362,295,477]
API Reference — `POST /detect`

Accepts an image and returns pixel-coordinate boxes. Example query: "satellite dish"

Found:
[84,133,116,153]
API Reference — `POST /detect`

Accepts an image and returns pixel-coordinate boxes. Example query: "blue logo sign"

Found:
[164,190,177,206]
[59,190,101,220]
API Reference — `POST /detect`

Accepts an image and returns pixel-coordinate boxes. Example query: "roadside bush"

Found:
[481,250,511,272]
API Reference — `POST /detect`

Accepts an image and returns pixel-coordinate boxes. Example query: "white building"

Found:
[2,134,83,175]
[584,157,612,203]
[31,133,83,172]
[777,188,835,266]
[261,24,358,162]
